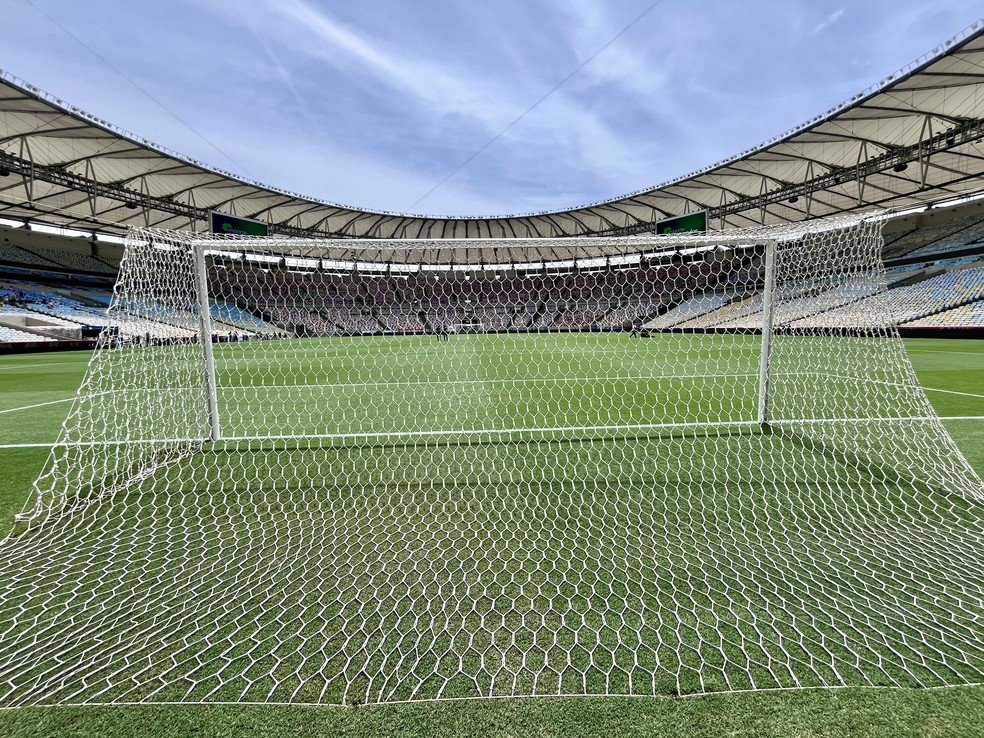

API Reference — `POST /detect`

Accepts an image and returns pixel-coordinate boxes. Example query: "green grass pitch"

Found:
[0,337,982,736]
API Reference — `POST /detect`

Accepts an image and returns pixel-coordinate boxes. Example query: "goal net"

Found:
[0,216,981,707]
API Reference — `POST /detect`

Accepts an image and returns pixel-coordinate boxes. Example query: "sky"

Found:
[5,0,984,218]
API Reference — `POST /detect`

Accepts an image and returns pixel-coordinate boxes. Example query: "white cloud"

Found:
[193,0,523,131]
[813,9,845,35]
[7,0,984,216]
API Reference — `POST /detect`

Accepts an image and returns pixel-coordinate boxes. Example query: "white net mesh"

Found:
[0,216,981,706]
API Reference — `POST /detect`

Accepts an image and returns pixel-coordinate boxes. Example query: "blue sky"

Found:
[6,0,984,217]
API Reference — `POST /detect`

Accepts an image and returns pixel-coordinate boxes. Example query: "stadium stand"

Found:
[904,297,984,327]
[3,206,984,349]
[0,325,56,343]
[893,217,984,259]
[685,277,881,331]
[790,266,984,329]
[930,255,982,268]
[883,213,983,258]
[211,303,282,336]
[25,245,118,275]
[0,279,276,344]
[0,241,66,270]
[677,293,761,329]
[645,293,730,329]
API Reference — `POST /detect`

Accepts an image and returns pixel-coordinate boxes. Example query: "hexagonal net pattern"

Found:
[0,217,982,707]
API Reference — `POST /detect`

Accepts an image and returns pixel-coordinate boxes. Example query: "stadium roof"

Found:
[2,20,984,242]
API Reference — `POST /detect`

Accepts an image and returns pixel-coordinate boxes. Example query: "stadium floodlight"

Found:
[0,215,981,707]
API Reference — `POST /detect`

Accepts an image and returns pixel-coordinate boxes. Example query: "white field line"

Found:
[230,369,849,392]
[224,342,761,358]
[905,348,984,357]
[76,372,772,396]
[920,386,984,400]
[2,681,983,709]
[0,361,80,370]
[0,442,60,449]
[819,372,984,401]
[0,420,760,449]
[0,415,966,450]
[217,372,763,392]
[866,378,984,400]
[0,397,75,415]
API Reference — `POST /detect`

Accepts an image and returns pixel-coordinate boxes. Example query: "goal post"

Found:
[1,215,982,708]
[192,239,221,442]
[758,238,777,425]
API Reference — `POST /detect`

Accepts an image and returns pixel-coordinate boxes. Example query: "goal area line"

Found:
[0,415,950,450]
[62,369,839,397]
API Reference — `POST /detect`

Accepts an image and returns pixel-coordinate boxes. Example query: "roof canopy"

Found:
[2,21,984,240]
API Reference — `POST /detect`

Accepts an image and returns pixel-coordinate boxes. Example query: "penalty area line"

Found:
[921,386,984,400]
[0,397,75,415]
[0,360,80,370]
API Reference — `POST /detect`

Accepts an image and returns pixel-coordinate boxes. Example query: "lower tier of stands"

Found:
[3,259,984,348]
[1,282,283,346]
[904,298,984,328]
[0,325,56,343]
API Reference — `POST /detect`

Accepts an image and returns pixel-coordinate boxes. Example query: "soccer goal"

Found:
[0,215,981,707]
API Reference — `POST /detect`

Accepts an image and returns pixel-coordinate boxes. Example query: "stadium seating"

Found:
[885,213,983,258]
[791,266,984,328]
[0,276,291,343]
[210,303,281,335]
[644,294,729,329]
[678,293,761,328]
[932,255,982,268]
[24,245,118,275]
[0,241,65,269]
[3,218,984,347]
[903,297,984,327]
[704,277,881,330]
[0,325,55,343]
[379,307,426,333]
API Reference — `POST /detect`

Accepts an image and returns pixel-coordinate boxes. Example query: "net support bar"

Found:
[758,239,777,426]
[193,243,221,442]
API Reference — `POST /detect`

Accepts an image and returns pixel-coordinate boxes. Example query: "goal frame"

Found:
[185,232,783,445]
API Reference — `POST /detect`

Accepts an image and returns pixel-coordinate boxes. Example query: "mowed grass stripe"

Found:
[0,337,980,511]
[209,333,760,438]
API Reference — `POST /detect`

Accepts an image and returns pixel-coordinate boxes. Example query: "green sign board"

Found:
[656,211,707,235]
[209,211,269,237]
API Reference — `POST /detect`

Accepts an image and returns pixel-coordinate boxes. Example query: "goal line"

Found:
[0,415,951,451]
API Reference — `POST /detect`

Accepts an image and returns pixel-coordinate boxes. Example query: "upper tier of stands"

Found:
[0,240,115,274]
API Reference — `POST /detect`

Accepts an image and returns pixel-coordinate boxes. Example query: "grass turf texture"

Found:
[0,337,981,736]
